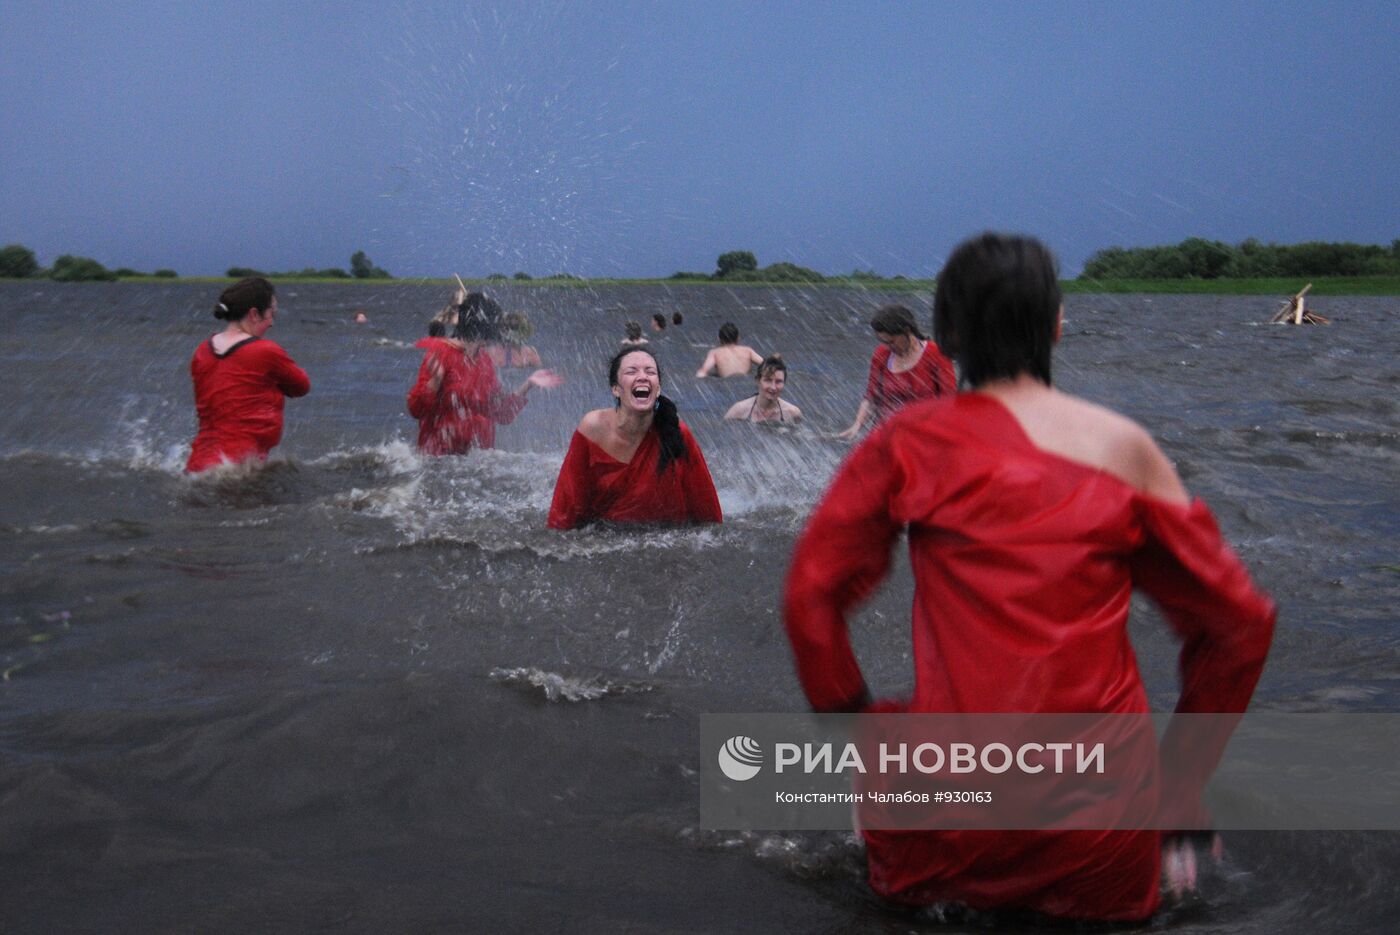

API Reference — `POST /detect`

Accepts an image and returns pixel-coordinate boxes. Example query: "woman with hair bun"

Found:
[837,304,955,439]
[724,354,803,424]
[186,277,310,472]
[548,347,721,529]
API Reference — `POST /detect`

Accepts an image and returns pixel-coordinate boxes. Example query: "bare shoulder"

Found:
[722,399,748,420]
[577,408,612,443]
[1059,395,1188,504]
[782,399,803,421]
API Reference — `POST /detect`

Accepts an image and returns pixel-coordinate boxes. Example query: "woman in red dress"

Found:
[186,277,310,473]
[837,304,956,439]
[548,347,722,529]
[784,234,1275,920]
[408,306,560,456]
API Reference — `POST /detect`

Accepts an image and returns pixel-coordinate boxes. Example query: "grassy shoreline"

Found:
[90,275,1400,295]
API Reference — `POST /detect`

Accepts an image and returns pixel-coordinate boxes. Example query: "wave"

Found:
[487,666,656,702]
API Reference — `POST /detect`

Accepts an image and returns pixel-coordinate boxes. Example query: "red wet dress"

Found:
[407,340,526,455]
[865,341,956,422]
[547,423,722,529]
[783,393,1275,921]
[186,336,310,472]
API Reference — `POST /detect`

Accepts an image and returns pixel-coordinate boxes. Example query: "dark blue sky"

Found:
[3,1,1396,277]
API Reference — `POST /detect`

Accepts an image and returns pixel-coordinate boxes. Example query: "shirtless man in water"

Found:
[696,322,765,378]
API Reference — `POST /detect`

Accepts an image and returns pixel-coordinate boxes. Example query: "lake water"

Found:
[2,281,1397,932]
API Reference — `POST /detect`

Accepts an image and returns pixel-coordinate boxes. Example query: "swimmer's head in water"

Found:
[672,311,683,325]
[624,320,643,340]
[757,354,787,400]
[934,232,1060,388]
[427,320,446,338]
[652,313,667,331]
[869,304,925,341]
[502,311,533,343]
[214,277,275,322]
[718,322,739,344]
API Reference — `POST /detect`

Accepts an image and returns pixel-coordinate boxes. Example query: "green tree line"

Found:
[1081,238,1400,280]
[0,244,390,281]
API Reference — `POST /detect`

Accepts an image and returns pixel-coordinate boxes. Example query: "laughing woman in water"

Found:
[548,348,722,529]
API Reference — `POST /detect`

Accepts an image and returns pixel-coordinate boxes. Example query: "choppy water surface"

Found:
[1,282,1397,932]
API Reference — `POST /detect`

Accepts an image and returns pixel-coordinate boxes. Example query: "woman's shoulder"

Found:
[576,409,613,443]
[723,398,753,420]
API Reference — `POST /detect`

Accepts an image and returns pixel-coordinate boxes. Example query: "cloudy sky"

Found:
[2,0,1396,277]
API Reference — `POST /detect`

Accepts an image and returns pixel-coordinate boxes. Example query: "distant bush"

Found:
[716,250,758,278]
[113,267,142,278]
[513,271,532,280]
[153,269,178,278]
[669,271,710,280]
[227,267,265,278]
[50,255,117,282]
[0,244,40,278]
[1082,238,1400,280]
[546,272,581,280]
[350,251,391,279]
[487,272,508,280]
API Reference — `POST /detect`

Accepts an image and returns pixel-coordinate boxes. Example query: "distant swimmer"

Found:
[695,322,764,378]
[724,354,803,424]
[486,311,543,369]
[671,311,684,326]
[836,304,955,440]
[408,304,561,456]
[620,320,648,347]
[651,313,667,333]
[353,310,369,324]
[548,347,721,529]
[186,277,310,473]
[784,233,1275,920]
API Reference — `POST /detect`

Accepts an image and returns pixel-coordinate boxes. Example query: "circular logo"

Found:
[717,735,763,781]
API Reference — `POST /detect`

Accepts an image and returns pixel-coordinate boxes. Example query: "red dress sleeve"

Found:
[547,431,595,530]
[1130,497,1276,828]
[925,341,956,397]
[783,425,904,712]
[678,423,722,523]
[266,342,311,397]
[406,349,442,420]
[1131,498,1276,714]
[863,346,888,402]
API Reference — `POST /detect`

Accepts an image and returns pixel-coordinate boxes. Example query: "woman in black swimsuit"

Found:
[724,355,803,424]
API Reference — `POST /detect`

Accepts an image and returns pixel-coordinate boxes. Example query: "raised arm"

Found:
[696,349,718,378]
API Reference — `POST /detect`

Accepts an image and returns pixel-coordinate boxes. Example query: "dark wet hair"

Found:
[933,232,1061,388]
[718,322,739,344]
[624,320,643,340]
[756,354,787,382]
[608,347,687,474]
[214,277,274,321]
[672,311,683,326]
[452,292,502,342]
[869,304,925,340]
[652,313,667,330]
[427,320,446,337]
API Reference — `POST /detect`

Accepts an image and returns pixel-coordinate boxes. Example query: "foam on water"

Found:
[488,666,656,702]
